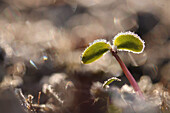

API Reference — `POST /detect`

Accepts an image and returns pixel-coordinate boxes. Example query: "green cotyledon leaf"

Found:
[81,39,111,64]
[103,77,121,88]
[113,31,145,54]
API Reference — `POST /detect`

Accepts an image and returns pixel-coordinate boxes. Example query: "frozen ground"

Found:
[0,0,169,113]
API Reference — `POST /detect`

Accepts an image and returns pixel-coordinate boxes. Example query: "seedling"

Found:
[81,31,145,97]
[103,77,121,88]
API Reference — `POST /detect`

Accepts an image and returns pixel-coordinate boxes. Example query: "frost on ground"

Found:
[0,0,170,113]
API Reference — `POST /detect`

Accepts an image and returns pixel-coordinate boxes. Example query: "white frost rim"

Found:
[81,39,111,61]
[112,31,145,54]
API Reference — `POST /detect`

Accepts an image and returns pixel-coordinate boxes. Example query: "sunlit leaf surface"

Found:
[103,77,121,88]
[113,32,145,54]
[81,39,111,64]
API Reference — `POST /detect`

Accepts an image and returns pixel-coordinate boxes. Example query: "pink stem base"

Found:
[110,50,144,98]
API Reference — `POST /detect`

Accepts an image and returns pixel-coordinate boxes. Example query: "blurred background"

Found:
[0,0,169,113]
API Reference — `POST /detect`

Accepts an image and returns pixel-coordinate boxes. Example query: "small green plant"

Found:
[81,31,145,98]
[103,77,121,88]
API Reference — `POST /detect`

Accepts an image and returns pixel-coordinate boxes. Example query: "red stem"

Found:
[110,50,144,98]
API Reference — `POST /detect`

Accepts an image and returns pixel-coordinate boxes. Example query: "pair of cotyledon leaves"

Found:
[81,31,145,64]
